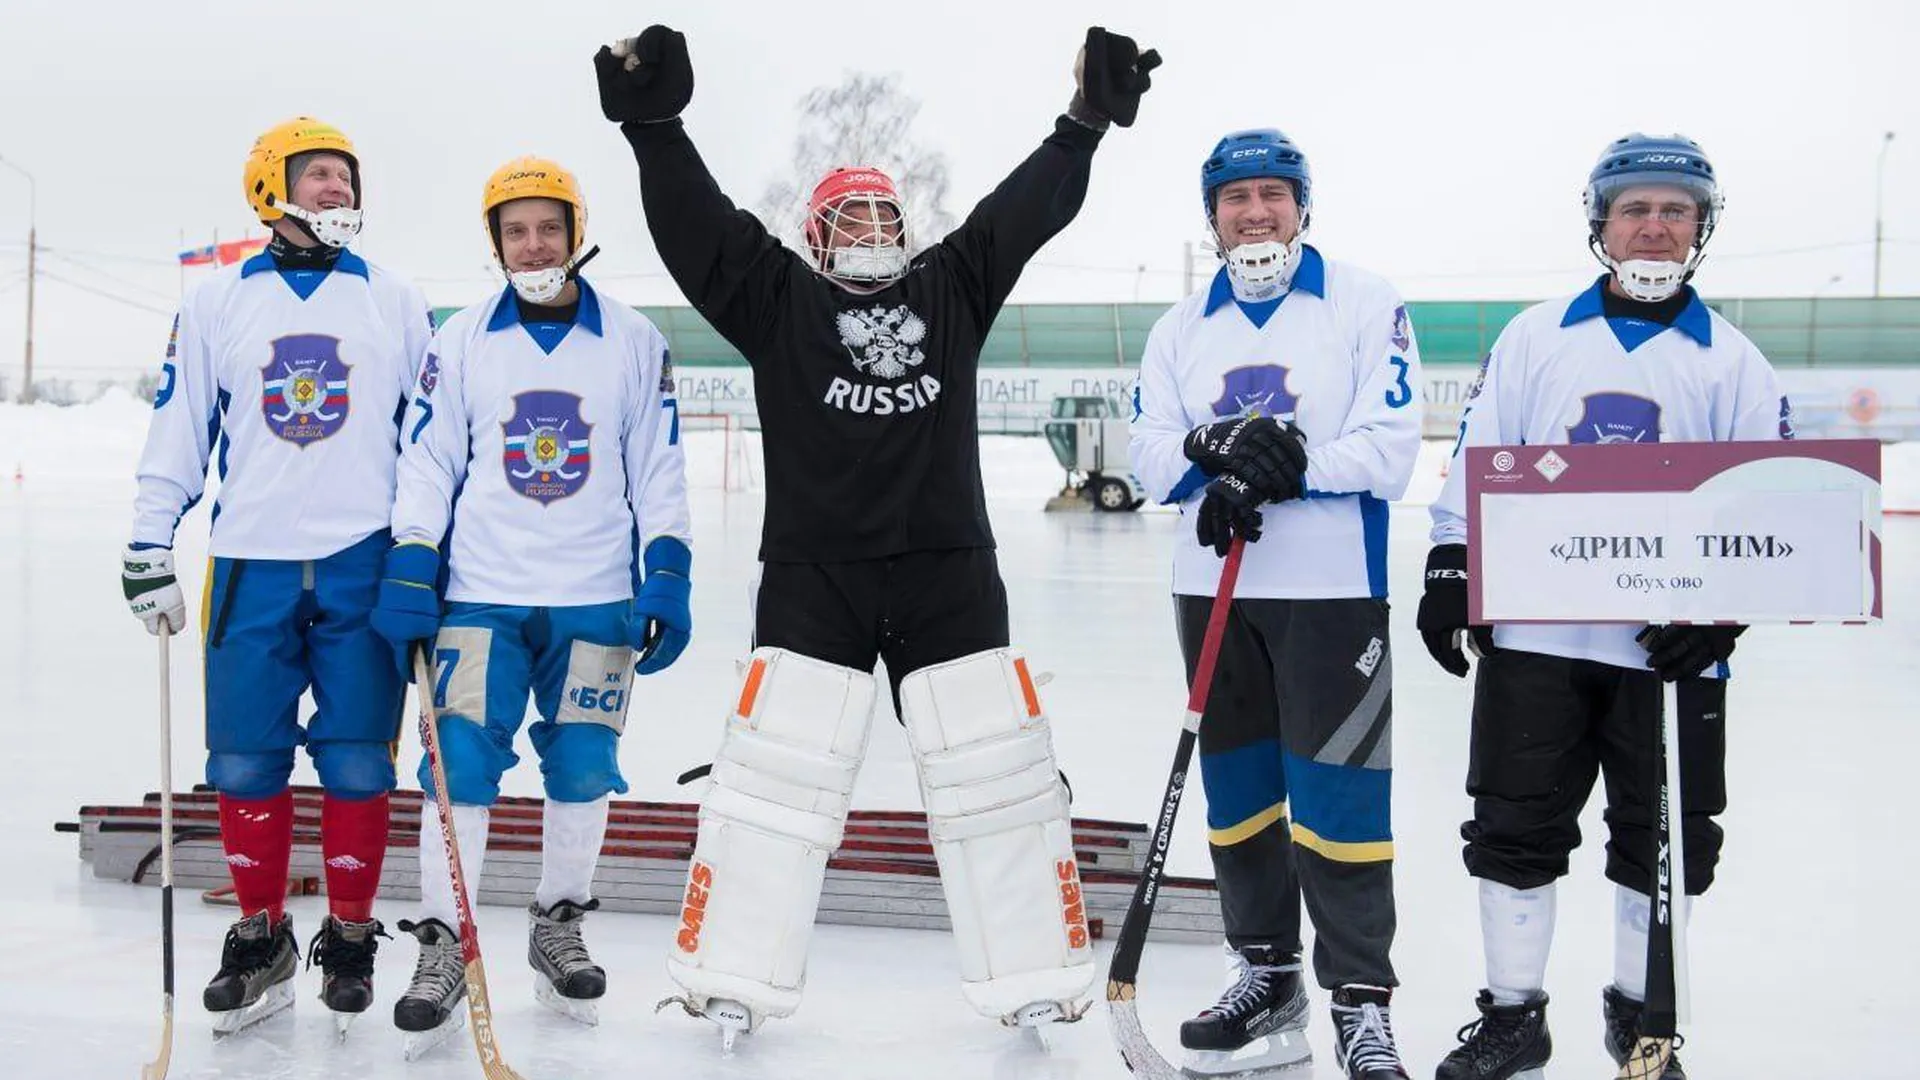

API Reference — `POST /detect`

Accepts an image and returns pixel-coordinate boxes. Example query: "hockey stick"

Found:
[141,627,175,1080]
[413,648,529,1080]
[1617,676,1689,1080]
[1106,537,1246,1078]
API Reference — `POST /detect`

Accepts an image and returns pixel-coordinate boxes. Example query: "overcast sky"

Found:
[0,0,1915,385]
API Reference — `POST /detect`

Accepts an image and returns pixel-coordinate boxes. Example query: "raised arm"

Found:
[596,26,792,354]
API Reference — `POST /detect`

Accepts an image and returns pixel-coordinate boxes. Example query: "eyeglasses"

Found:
[1607,203,1700,225]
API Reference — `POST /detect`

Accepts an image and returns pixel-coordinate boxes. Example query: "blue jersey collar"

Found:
[485,278,604,337]
[1203,243,1325,318]
[1561,274,1713,346]
[238,249,369,280]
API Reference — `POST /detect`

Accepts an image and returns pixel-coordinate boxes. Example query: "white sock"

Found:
[1613,886,1652,1001]
[418,802,490,929]
[535,796,609,910]
[1480,879,1556,1006]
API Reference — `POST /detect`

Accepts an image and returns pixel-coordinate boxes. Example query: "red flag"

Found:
[216,237,269,266]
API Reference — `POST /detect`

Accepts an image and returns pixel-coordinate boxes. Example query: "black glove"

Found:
[595,26,694,124]
[1183,415,1263,475]
[1075,27,1161,128]
[1417,544,1495,678]
[1635,624,1745,682]
[1195,473,1263,557]
[1226,420,1309,504]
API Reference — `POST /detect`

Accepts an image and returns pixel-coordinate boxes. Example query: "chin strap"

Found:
[278,204,362,249]
[510,245,602,303]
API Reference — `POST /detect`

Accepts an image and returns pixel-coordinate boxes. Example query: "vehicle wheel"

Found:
[1092,476,1132,512]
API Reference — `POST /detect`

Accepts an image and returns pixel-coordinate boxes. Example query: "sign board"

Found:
[1465,441,1882,624]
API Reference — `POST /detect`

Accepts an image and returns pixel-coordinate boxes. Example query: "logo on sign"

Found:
[1492,450,1516,472]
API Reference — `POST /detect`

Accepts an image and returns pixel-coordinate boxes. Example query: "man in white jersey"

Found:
[370,157,690,1041]
[1422,134,1792,1080]
[120,116,432,1034]
[1129,129,1421,1080]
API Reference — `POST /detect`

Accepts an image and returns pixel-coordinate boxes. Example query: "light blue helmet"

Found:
[1582,133,1724,297]
[1200,129,1311,224]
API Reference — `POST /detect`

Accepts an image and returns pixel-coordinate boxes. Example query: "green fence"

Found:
[433,296,1920,369]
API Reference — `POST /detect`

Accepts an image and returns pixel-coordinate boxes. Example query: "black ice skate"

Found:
[1435,990,1551,1080]
[1178,944,1311,1076]
[204,910,298,1037]
[1329,985,1410,1080]
[393,917,467,1061]
[1603,985,1687,1080]
[528,898,606,1026]
[305,915,390,1037]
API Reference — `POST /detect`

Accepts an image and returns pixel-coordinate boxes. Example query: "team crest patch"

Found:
[1390,305,1411,351]
[417,352,440,396]
[1567,392,1661,444]
[503,390,591,504]
[1211,364,1298,420]
[836,304,927,379]
[261,335,350,445]
[659,348,675,394]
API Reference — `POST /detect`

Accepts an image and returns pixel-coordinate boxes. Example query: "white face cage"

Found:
[1220,238,1302,299]
[812,195,908,285]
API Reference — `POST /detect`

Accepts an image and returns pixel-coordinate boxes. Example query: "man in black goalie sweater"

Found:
[594,24,1159,1044]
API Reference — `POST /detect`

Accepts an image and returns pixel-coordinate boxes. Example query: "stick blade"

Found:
[139,996,173,1079]
[1614,1036,1676,1080]
[1105,986,1184,1080]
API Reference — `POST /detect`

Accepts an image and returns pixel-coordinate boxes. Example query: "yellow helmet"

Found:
[243,116,359,225]
[481,156,588,261]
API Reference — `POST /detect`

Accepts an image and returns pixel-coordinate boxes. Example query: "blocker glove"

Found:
[1636,624,1745,682]
[595,25,695,124]
[1072,26,1161,128]
[122,544,186,635]
[1417,544,1495,678]
[630,537,693,675]
[369,541,442,679]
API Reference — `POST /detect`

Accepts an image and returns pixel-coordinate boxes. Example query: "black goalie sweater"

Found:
[621,116,1103,563]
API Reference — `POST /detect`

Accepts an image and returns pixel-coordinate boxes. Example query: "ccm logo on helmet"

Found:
[1057,859,1091,950]
[1229,148,1267,159]
[676,860,713,953]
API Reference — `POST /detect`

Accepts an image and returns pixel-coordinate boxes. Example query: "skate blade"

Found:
[534,981,600,1027]
[654,993,754,1053]
[332,1010,359,1041]
[400,1009,466,1062]
[1182,1029,1313,1078]
[210,982,295,1038]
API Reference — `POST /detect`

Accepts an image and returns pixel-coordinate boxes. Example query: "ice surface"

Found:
[1,397,1915,1077]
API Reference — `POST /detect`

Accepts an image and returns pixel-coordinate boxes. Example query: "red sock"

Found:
[322,793,390,923]
[217,790,295,922]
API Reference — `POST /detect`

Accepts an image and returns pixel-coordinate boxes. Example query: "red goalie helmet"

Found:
[805,166,908,286]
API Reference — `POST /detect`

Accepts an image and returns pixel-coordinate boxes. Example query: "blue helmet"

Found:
[1201,129,1311,223]
[1582,132,1721,232]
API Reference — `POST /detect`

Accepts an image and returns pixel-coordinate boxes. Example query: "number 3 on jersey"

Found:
[1384,356,1412,409]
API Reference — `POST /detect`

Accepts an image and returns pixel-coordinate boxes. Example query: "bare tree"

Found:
[756,74,956,255]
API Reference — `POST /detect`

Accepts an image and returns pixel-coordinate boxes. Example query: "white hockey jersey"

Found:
[131,252,432,559]
[1130,247,1424,599]
[1431,277,1794,670]
[392,282,691,607]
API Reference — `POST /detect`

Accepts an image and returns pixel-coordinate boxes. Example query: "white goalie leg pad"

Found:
[666,647,877,1022]
[898,647,1095,1021]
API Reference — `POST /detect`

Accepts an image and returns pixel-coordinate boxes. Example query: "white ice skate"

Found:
[393,918,468,1061]
[656,993,754,1053]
